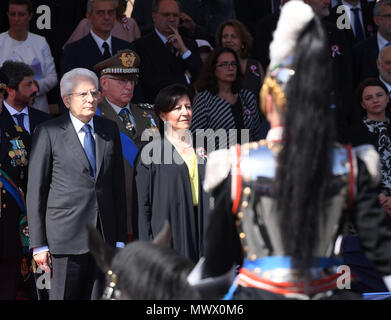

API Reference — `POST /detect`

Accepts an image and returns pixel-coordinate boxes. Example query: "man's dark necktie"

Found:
[166,41,175,55]
[119,108,135,134]
[81,124,96,178]
[351,8,365,42]
[102,41,111,59]
[14,113,26,131]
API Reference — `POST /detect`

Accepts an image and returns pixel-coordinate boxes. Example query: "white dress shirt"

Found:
[3,101,30,133]
[90,29,112,56]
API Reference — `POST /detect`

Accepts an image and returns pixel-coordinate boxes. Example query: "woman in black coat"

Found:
[348,78,391,216]
[134,84,209,263]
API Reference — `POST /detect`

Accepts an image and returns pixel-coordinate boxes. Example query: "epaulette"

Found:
[203,147,235,192]
[136,103,155,110]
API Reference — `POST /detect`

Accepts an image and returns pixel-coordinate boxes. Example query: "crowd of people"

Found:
[1,0,391,301]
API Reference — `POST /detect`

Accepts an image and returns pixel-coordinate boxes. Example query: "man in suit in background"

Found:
[354,0,391,86]
[94,49,159,242]
[60,0,133,77]
[60,0,133,113]
[0,61,52,147]
[254,0,290,71]
[26,68,127,300]
[327,0,375,43]
[301,0,355,142]
[132,0,202,104]
[377,44,391,94]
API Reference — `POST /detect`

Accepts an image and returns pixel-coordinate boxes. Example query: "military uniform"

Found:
[202,128,391,300]
[0,112,30,299]
[94,50,160,240]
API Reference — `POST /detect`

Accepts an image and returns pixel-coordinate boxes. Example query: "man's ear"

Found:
[153,220,172,247]
[87,225,116,273]
[5,87,15,100]
[152,12,157,25]
[100,77,108,92]
[62,95,71,109]
[374,15,380,28]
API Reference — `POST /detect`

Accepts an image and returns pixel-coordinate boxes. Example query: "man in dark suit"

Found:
[132,0,203,104]
[60,0,133,113]
[26,68,127,300]
[0,61,52,147]
[94,49,160,242]
[377,45,391,95]
[353,0,391,86]
[327,0,375,43]
[301,0,355,142]
[60,0,133,77]
[254,0,290,71]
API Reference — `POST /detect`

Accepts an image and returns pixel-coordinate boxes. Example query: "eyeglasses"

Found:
[378,14,391,19]
[106,77,138,86]
[69,89,100,101]
[216,61,239,69]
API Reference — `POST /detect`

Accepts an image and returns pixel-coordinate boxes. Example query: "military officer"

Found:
[0,70,31,299]
[94,49,160,241]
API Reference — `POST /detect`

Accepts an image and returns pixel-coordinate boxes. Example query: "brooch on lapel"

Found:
[331,44,342,58]
[243,107,253,119]
[249,64,260,78]
[196,147,207,161]
[15,125,23,132]
[143,111,158,131]
[121,16,130,30]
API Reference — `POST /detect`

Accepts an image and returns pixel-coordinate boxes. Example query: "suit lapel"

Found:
[85,33,106,62]
[28,107,37,134]
[93,116,107,178]
[61,114,92,174]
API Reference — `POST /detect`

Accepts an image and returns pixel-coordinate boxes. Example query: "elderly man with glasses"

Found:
[94,49,159,242]
[26,67,127,300]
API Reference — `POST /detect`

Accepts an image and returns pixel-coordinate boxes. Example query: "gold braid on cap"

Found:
[259,60,295,116]
[0,83,7,90]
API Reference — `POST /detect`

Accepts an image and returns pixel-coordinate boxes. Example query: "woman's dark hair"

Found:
[116,0,127,18]
[154,83,193,116]
[355,77,390,118]
[110,241,199,300]
[274,16,334,284]
[215,19,253,59]
[195,47,243,94]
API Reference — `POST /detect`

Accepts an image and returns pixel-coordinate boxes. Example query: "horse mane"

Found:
[88,224,200,300]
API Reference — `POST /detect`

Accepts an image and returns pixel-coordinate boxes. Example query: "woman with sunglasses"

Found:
[190,47,266,152]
